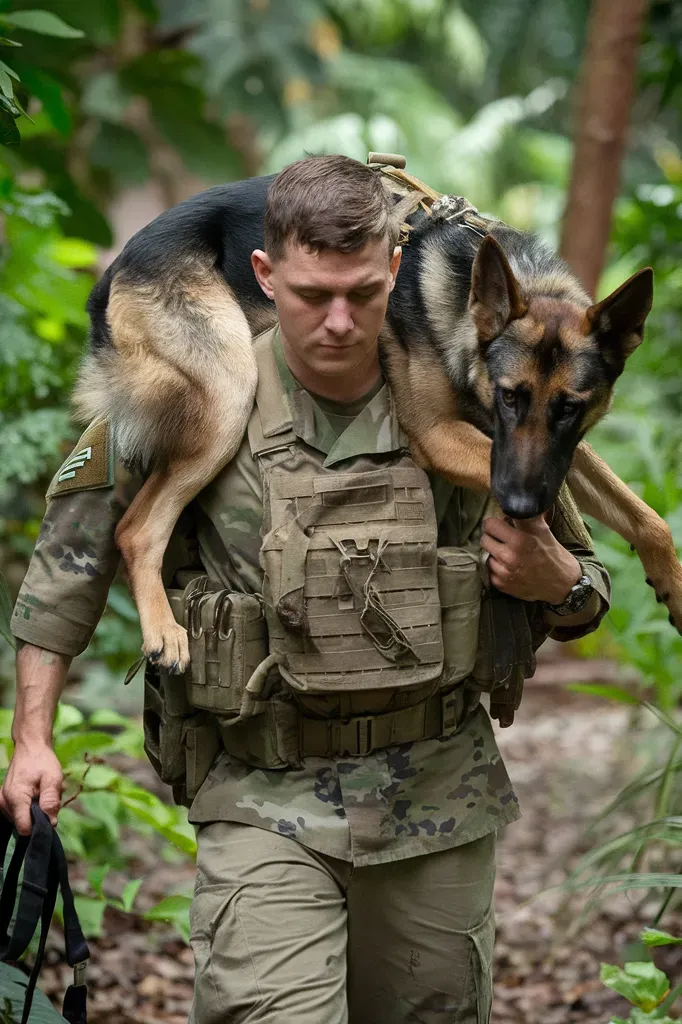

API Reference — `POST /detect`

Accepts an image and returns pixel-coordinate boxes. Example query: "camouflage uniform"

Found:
[12,324,610,1023]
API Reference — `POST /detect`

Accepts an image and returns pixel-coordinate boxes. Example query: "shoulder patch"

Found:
[47,419,115,498]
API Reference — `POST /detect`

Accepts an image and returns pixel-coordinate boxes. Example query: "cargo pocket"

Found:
[437,547,482,687]
[467,904,495,1024]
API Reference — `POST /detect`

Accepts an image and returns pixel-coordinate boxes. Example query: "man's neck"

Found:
[280,331,382,402]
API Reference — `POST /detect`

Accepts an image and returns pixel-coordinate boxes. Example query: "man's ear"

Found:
[587,267,653,373]
[251,249,274,300]
[469,236,527,347]
[388,245,402,291]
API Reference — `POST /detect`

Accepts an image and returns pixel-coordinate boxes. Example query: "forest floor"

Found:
[36,644,681,1024]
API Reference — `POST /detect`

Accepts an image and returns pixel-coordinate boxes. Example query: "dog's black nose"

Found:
[500,493,540,519]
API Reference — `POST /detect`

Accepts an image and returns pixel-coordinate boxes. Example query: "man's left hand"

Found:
[480,514,581,604]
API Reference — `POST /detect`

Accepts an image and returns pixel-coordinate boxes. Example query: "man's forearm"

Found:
[13,643,72,747]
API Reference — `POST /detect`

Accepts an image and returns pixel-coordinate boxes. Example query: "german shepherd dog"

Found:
[76,158,682,672]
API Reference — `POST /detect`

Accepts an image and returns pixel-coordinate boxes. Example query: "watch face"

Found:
[553,575,593,615]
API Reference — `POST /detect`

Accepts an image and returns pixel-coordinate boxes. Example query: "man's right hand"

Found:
[0,743,63,835]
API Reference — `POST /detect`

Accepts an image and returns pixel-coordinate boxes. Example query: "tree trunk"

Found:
[559,0,649,297]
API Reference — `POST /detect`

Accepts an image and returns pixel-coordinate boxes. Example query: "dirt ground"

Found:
[33,648,682,1024]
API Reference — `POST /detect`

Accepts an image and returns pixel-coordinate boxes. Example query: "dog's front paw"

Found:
[142,621,190,674]
[644,567,682,635]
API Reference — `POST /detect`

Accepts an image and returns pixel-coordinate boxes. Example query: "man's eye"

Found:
[500,388,516,408]
[350,289,378,302]
[298,292,326,304]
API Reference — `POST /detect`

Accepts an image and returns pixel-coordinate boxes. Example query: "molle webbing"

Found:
[262,465,444,692]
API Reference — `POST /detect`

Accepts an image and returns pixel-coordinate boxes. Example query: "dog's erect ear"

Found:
[469,236,527,346]
[587,267,654,370]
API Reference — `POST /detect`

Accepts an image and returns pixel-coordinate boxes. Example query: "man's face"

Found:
[252,238,401,384]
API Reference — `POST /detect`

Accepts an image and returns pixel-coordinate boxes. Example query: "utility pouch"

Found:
[437,547,483,687]
[143,659,192,788]
[142,582,222,805]
[143,658,220,801]
[185,577,268,716]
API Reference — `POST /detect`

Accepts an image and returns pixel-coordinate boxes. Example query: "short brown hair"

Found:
[264,154,400,261]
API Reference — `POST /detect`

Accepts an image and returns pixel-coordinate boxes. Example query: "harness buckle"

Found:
[73,960,87,987]
[330,716,373,757]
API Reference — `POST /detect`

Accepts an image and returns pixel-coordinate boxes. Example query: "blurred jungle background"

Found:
[0,0,681,1021]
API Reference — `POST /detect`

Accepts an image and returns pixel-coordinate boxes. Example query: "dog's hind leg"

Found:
[568,441,682,633]
[76,266,258,670]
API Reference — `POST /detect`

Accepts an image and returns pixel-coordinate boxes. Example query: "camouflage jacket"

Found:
[12,325,611,866]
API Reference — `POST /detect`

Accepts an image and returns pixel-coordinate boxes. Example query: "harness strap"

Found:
[0,801,90,1024]
[373,158,493,243]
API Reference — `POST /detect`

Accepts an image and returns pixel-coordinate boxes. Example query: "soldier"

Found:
[3,156,609,1023]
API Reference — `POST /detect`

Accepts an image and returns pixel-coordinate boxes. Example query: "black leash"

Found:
[0,800,89,1024]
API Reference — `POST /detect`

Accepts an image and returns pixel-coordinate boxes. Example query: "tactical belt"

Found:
[299,685,477,758]
[0,801,90,1024]
[218,684,480,768]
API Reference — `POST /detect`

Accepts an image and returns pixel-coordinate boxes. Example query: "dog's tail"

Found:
[73,255,257,471]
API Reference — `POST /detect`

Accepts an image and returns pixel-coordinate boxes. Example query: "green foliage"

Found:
[0,962,64,1024]
[0,701,196,942]
[601,928,682,1022]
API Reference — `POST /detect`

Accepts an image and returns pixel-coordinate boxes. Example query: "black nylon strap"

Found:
[0,800,90,1023]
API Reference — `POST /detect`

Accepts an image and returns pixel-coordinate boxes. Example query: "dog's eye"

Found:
[561,401,582,419]
[499,388,516,408]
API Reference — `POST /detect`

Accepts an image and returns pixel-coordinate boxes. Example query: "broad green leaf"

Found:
[79,791,121,842]
[0,59,17,80]
[55,730,116,765]
[640,927,682,948]
[78,764,120,790]
[121,878,143,912]
[7,10,84,38]
[600,961,670,1011]
[73,895,107,938]
[86,864,110,897]
[54,703,84,732]
[0,961,64,1023]
[144,894,191,942]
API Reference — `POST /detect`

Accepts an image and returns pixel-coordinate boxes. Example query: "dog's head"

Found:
[469,235,653,518]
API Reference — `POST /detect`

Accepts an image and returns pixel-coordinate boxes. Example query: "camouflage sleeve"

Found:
[11,420,141,658]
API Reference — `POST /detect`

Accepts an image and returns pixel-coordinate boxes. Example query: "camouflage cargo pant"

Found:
[189,822,496,1024]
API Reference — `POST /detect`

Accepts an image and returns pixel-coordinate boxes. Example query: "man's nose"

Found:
[324,297,353,336]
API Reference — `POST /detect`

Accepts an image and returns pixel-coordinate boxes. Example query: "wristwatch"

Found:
[546,572,594,616]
